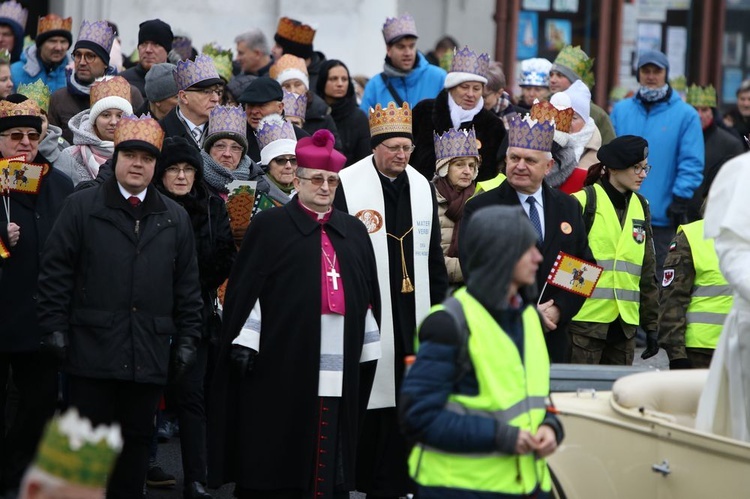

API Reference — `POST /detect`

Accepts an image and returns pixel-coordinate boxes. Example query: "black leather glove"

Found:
[230,344,257,378]
[640,331,659,359]
[666,196,691,227]
[39,331,68,360]
[669,358,693,370]
[169,335,198,383]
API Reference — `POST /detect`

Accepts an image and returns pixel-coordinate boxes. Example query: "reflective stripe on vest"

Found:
[572,183,645,324]
[408,288,551,495]
[681,220,733,349]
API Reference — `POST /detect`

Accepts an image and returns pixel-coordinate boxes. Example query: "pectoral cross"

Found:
[327,268,340,291]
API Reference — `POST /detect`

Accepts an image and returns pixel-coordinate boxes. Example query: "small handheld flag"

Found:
[0,238,9,259]
[546,251,603,298]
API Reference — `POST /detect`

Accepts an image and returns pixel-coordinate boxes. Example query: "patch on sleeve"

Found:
[669,241,677,252]
[662,269,675,287]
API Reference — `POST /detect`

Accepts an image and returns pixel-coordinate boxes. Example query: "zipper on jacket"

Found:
[134,220,140,241]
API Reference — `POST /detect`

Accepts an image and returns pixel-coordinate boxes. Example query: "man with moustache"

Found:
[121,19,173,99]
[11,14,73,93]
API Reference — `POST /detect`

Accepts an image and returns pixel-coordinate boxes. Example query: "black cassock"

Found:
[207,200,381,495]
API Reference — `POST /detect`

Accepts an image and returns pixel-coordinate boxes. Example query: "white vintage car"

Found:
[547,369,750,498]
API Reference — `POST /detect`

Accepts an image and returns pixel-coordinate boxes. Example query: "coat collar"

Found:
[286,198,348,238]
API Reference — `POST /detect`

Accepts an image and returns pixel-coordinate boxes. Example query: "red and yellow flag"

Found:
[546,251,603,298]
[0,238,9,259]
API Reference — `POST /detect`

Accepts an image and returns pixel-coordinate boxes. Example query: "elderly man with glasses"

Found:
[335,102,448,499]
[47,20,143,143]
[0,94,73,498]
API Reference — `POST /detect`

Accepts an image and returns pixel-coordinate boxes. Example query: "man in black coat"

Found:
[0,96,73,497]
[208,130,381,499]
[36,115,203,499]
[462,115,594,363]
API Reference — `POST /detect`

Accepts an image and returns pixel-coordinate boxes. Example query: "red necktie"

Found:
[128,196,141,208]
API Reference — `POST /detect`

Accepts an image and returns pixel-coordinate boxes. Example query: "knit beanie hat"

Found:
[563,80,590,123]
[270,54,310,90]
[144,63,178,102]
[0,94,42,133]
[274,17,315,59]
[138,19,173,52]
[89,76,133,124]
[35,14,73,48]
[156,136,203,183]
[74,20,115,66]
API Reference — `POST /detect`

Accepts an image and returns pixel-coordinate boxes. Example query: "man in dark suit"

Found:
[461,115,593,363]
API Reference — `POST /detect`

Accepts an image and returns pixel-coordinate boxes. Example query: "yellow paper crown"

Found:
[114,115,164,152]
[37,13,72,35]
[276,17,315,45]
[686,84,717,108]
[0,98,41,118]
[269,54,308,80]
[17,80,51,113]
[530,100,573,133]
[201,43,234,82]
[369,102,412,137]
[90,76,131,107]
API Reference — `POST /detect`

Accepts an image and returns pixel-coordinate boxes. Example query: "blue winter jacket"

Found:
[611,90,704,227]
[360,52,446,112]
[11,45,71,94]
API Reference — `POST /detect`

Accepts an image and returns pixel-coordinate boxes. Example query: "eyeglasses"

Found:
[379,143,416,154]
[632,164,651,175]
[273,157,297,166]
[0,131,41,142]
[165,166,197,177]
[211,143,243,154]
[297,175,340,187]
[72,51,98,63]
[186,87,224,97]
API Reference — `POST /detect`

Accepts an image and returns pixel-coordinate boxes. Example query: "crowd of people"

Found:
[2,2,750,498]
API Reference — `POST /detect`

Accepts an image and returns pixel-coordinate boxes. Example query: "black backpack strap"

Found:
[380,74,405,106]
[442,296,472,385]
[583,184,597,233]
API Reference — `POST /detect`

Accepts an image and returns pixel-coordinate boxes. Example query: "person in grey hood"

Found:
[400,205,564,499]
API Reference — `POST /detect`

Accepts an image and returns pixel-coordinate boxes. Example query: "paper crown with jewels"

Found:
[207,104,247,141]
[0,0,27,31]
[76,20,115,53]
[433,127,479,161]
[34,408,122,488]
[530,100,573,133]
[686,84,717,108]
[174,54,222,91]
[37,13,72,36]
[18,80,51,113]
[114,114,165,154]
[0,98,41,118]
[275,17,315,45]
[552,45,595,88]
[369,101,412,137]
[282,90,307,119]
[270,54,309,88]
[89,76,131,107]
[519,58,552,87]
[382,12,418,44]
[202,43,233,83]
[507,114,555,152]
[449,46,490,80]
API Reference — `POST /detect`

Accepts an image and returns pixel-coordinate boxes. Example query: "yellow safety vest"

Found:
[473,172,506,197]
[409,287,552,495]
[681,220,733,349]
[572,183,646,325]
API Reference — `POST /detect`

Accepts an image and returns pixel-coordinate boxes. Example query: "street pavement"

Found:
[147,346,668,498]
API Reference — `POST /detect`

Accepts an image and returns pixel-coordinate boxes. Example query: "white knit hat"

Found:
[257,114,297,166]
[89,76,133,124]
[563,80,590,123]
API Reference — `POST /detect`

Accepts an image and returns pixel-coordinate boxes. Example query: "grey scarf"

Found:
[546,144,579,188]
[382,59,412,78]
[200,150,252,193]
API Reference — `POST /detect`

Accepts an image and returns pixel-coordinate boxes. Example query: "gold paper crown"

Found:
[553,45,595,88]
[269,54,308,80]
[114,115,164,151]
[531,101,573,133]
[276,17,315,45]
[37,13,72,35]
[90,76,131,107]
[34,409,122,488]
[0,98,41,118]
[17,80,51,113]
[686,84,717,108]
[369,102,412,137]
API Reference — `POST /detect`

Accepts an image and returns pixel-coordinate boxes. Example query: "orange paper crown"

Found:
[37,13,72,35]
[90,76,131,107]
[275,17,315,45]
[269,54,308,80]
[530,101,573,133]
[114,115,164,152]
[369,102,412,137]
[0,99,41,118]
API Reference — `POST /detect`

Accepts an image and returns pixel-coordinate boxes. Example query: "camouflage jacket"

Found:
[657,230,693,361]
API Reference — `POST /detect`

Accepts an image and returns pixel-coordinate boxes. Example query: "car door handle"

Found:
[652,459,671,476]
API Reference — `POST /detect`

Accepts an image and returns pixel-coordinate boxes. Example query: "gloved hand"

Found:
[640,331,659,359]
[39,331,68,360]
[169,335,198,383]
[669,358,693,370]
[666,196,691,227]
[230,344,257,378]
